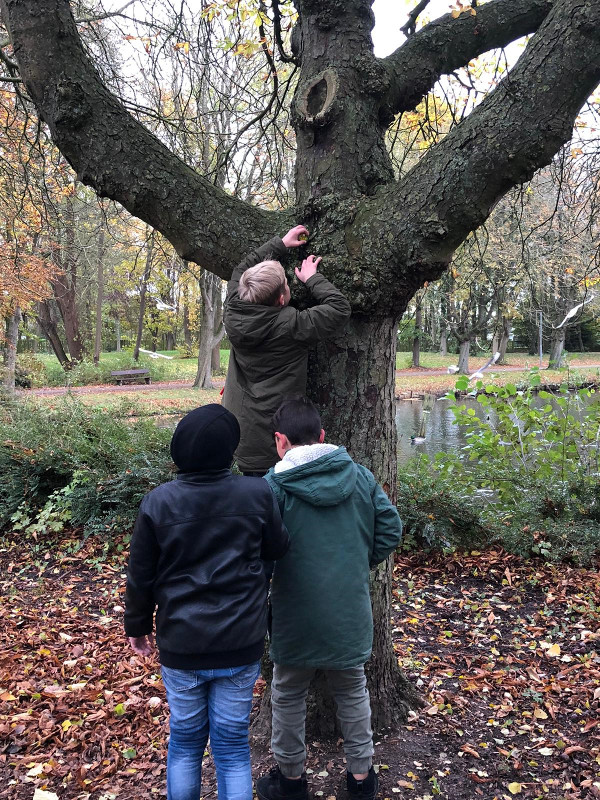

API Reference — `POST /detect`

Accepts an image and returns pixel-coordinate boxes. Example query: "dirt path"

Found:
[21,362,600,398]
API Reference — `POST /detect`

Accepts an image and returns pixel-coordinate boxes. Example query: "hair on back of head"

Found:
[272,395,322,445]
[239,260,286,305]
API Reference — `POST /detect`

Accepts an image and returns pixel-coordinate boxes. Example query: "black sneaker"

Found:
[347,767,379,800]
[256,766,309,800]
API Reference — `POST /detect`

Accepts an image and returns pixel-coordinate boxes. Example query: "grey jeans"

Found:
[271,664,373,776]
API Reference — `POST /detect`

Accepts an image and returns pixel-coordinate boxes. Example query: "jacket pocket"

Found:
[161,666,198,692]
[228,661,261,689]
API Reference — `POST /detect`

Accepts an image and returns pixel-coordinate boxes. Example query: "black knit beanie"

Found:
[170,404,240,472]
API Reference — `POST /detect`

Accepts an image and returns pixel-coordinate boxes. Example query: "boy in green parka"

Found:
[256,397,402,800]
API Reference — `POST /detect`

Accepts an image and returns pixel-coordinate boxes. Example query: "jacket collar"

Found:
[175,469,232,483]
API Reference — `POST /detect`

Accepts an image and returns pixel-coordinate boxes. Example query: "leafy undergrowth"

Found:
[0,535,598,800]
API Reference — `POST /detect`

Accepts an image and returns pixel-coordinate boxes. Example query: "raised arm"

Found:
[227,225,309,298]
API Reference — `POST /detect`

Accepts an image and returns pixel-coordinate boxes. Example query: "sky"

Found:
[372,0,457,57]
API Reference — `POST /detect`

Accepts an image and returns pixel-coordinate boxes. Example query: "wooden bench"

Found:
[110,369,151,385]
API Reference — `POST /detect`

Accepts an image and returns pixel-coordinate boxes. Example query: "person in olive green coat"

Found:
[256,396,402,800]
[222,225,351,475]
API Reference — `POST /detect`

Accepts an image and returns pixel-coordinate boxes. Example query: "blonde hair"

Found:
[238,260,287,305]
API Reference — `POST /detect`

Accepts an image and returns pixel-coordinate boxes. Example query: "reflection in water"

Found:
[396,396,487,464]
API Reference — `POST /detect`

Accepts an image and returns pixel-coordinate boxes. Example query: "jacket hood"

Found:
[170,404,240,472]
[268,447,357,507]
[226,299,283,348]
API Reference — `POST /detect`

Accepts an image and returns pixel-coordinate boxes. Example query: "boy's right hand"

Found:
[295,254,322,283]
[282,225,309,248]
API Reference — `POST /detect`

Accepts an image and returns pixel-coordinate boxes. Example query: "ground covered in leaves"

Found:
[1,534,598,800]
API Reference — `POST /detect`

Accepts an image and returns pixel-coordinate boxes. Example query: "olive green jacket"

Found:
[264,446,403,669]
[222,237,351,472]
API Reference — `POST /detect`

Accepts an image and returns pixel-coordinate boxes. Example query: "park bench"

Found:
[110,368,151,385]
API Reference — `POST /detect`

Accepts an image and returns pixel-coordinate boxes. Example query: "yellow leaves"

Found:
[174,41,190,55]
[507,782,522,794]
[534,707,548,720]
[451,2,477,18]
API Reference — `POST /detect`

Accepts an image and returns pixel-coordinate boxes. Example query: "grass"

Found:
[30,388,223,415]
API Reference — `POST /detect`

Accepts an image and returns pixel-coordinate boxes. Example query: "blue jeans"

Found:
[162,662,261,800]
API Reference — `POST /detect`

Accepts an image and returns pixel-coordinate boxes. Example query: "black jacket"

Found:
[222,237,351,472]
[124,470,289,669]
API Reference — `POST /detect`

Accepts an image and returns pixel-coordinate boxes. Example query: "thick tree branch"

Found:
[362,0,600,306]
[381,0,553,117]
[0,0,288,279]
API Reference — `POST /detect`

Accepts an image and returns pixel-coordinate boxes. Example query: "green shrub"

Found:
[0,398,173,539]
[398,373,600,565]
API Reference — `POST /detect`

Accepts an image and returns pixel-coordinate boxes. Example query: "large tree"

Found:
[2,0,600,728]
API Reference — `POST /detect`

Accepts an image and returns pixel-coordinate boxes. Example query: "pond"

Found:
[396,396,481,464]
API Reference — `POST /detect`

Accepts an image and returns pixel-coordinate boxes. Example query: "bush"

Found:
[0,398,174,539]
[398,373,600,565]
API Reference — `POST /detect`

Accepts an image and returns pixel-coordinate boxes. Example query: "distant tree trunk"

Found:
[211,285,223,371]
[497,317,510,364]
[577,325,585,353]
[439,326,448,357]
[115,317,121,352]
[3,307,21,394]
[165,332,175,351]
[50,194,84,363]
[457,338,470,374]
[133,230,155,362]
[412,301,422,368]
[93,226,105,365]
[194,272,225,389]
[548,326,566,369]
[37,300,71,367]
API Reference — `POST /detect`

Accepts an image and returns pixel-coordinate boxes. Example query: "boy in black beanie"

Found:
[125,404,289,800]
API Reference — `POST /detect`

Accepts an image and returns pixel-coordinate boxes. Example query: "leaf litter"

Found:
[0,533,598,799]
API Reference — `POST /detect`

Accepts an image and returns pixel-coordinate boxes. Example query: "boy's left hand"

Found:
[282,225,309,248]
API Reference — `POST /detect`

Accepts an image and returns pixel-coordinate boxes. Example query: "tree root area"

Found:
[0,533,598,799]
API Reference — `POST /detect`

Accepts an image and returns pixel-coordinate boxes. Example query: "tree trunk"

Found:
[310,317,420,729]
[457,339,470,374]
[497,317,510,363]
[548,326,566,369]
[3,307,21,394]
[93,226,105,364]
[134,231,155,362]
[439,326,448,357]
[50,194,84,363]
[412,302,422,368]
[194,273,225,389]
[211,286,223,372]
[115,317,121,352]
[37,300,71,367]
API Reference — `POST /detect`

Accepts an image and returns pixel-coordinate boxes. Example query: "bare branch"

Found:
[400,0,431,37]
